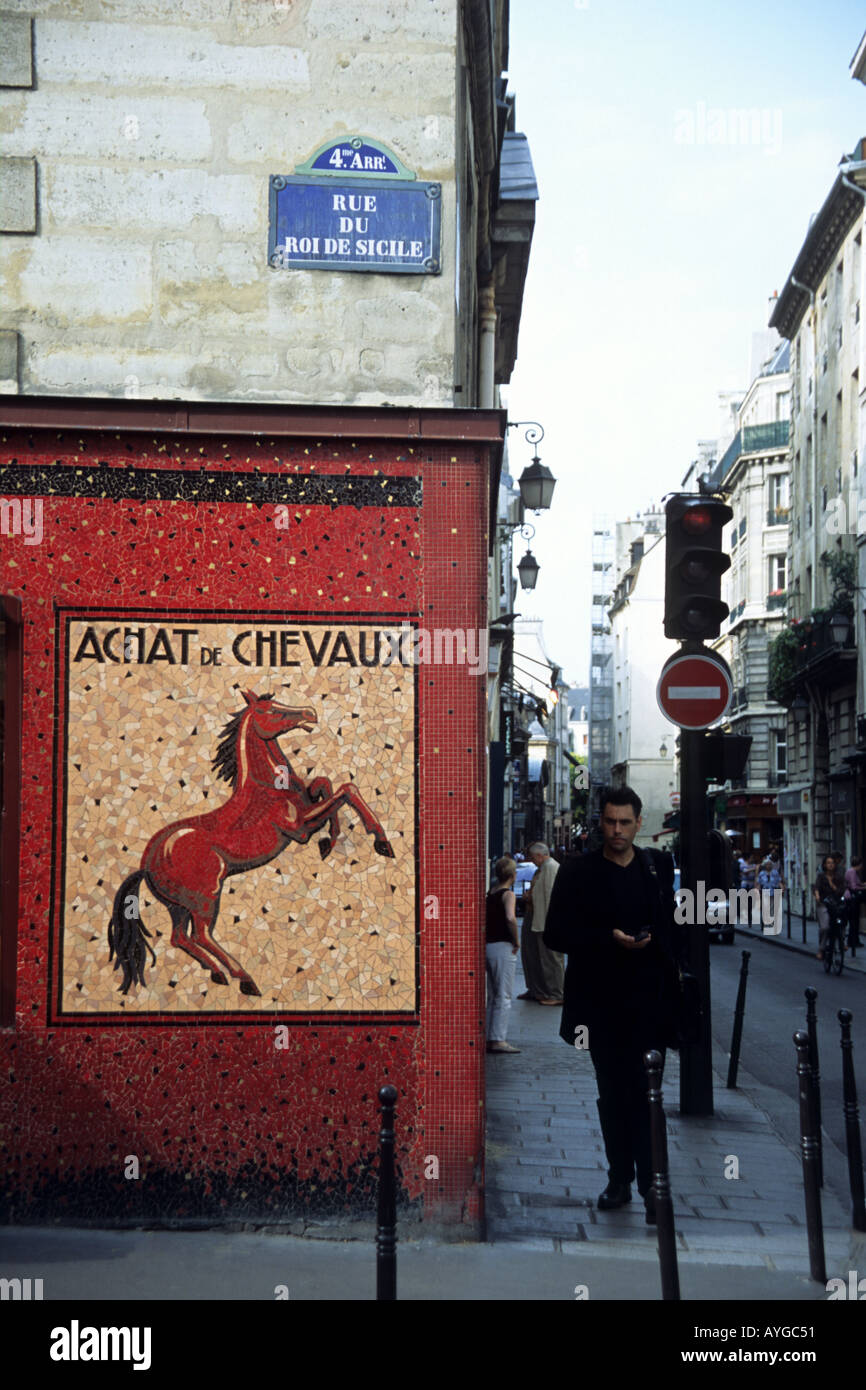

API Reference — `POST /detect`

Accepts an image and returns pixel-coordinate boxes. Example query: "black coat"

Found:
[543,846,683,1047]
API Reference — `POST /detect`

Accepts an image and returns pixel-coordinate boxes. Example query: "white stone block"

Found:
[0,0,233,22]
[227,105,454,176]
[37,21,308,89]
[305,0,455,45]
[156,240,267,329]
[27,344,199,396]
[156,239,259,286]
[0,92,211,161]
[353,290,443,345]
[12,238,152,322]
[44,167,262,235]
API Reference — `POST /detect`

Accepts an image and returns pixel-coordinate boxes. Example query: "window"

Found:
[775,733,787,780]
[769,474,788,510]
[769,554,786,593]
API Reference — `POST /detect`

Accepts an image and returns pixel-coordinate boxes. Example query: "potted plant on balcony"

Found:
[768,622,803,704]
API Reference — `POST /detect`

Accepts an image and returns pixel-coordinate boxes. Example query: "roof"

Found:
[770,162,866,339]
[493,132,539,382]
[761,339,790,375]
[498,132,539,202]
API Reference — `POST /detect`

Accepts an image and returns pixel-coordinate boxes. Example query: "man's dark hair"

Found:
[599,784,642,819]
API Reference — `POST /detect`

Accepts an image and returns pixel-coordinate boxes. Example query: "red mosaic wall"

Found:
[0,417,492,1229]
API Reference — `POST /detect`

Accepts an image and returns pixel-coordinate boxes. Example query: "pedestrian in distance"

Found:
[844,855,866,953]
[814,852,846,962]
[543,785,684,1225]
[518,842,564,1005]
[485,856,521,1054]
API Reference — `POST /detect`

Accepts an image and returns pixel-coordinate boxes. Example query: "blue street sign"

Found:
[268,176,441,275]
[311,142,400,176]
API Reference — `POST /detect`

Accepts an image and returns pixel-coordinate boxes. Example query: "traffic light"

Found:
[703,731,752,782]
[664,495,733,640]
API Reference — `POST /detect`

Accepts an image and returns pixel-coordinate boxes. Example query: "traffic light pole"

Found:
[678,724,714,1116]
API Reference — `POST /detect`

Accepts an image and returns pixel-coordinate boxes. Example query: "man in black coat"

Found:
[543,784,682,1224]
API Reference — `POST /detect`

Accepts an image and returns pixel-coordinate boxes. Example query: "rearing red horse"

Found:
[107,690,394,996]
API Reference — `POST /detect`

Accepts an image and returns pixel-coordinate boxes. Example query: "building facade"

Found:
[702,333,791,858]
[0,2,534,1233]
[770,151,864,892]
[588,518,615,817]
[606,509,679,844]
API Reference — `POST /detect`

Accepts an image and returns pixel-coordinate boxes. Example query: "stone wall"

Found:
[0,1,462,405]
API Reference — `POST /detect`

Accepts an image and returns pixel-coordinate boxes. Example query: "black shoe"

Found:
[644,1191,657,1225]
[597,1182,632,1210]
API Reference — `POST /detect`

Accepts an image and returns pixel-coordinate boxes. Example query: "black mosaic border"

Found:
[0,462,422,510]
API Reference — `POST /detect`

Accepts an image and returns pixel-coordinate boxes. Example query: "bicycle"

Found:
[821,894,848,976]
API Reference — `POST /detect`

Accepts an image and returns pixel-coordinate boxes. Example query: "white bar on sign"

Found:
[668,685,721,699]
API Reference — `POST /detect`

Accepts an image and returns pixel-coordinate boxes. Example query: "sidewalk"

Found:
[2,959,863,1300]
[735,905,866,973]
[482,960,864,1300]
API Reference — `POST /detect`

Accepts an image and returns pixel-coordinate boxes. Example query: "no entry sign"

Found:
[656,650,732,730]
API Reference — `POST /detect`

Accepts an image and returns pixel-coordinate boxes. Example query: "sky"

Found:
[503,0,866,686]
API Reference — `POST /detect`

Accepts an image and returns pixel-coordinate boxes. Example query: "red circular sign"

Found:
[656,651,732,730]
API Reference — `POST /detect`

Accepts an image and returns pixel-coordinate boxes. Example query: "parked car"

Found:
[704,896,735,946]
[513,861,537,918]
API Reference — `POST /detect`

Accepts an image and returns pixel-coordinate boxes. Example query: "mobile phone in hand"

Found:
[632,929,651,943]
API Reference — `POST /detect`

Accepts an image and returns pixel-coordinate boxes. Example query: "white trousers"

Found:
[486,941,518,1042]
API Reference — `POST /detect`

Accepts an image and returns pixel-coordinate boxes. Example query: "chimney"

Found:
[768,289,779,325]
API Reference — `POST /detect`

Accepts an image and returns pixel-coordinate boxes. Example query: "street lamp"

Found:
[659,739,669,759]
[792,693,809,724]
[517,546,540,591]
[830,611,850,646]
[506,421,557,512]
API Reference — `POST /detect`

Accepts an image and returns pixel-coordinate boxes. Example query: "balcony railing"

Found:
[706,419,791,491]
[790,612,856,686]
[727,599,746,625]
[766,506,790,527]
[766,590,787,611]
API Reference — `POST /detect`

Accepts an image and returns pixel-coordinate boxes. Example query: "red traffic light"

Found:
[682,506,713,535]
[664,493,733,641]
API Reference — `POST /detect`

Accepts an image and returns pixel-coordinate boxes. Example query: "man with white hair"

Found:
[518,842,564,1005]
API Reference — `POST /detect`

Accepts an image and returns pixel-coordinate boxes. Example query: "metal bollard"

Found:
[804,988,823,1187]
[786,884,791,939]
[801,889,807,943]
[644,1048,680,1301]
[838,1010,866,1232]
[376,1084,398,1301]
[793,1030,826,1282]
[726,949,751,1089]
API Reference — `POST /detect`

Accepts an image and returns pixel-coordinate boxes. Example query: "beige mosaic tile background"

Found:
[59,618,416,1015]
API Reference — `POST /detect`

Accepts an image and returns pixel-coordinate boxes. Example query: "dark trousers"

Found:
[590,1033,666,1196]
